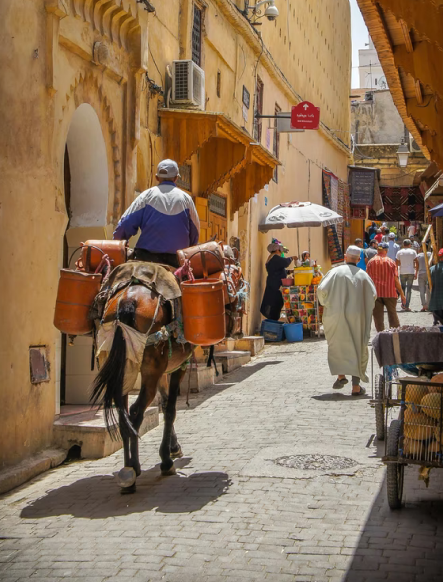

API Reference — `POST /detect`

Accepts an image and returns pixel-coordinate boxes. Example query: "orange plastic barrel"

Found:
[54,269,102,335]
[181,278,226,346]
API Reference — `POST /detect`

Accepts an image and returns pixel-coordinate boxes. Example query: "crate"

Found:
[260,319,285,342]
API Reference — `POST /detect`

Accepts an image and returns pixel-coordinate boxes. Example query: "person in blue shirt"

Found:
[113,159,200,268]
[354,238,367,271]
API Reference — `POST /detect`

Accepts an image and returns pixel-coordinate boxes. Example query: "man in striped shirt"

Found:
[366,242,406,332]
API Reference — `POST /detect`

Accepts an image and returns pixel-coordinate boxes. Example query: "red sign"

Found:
[290,101,320,130]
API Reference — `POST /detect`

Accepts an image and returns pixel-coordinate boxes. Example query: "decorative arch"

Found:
[56,69,123,225]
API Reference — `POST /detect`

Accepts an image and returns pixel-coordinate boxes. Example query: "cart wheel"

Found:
[386,419,404,510]
[374,374,385,441]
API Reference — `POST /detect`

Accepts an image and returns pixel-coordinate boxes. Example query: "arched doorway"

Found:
[60,103,109,405]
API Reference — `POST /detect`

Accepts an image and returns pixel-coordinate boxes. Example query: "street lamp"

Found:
[397,139,410,168]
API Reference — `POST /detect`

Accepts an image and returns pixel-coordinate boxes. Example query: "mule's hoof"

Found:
[170,447,183,459]
[161,465,177,476]
[120,483,136,495]
[117,467,136,488]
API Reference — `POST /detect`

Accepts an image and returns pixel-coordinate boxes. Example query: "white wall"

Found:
[67,104,108,228]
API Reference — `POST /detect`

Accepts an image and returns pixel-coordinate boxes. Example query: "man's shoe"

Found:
[333,378,348,389]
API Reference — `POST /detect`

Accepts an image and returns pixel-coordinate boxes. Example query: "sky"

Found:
[350,0,369,88]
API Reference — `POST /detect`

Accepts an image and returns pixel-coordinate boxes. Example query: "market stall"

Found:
[259,201,342,335]
[371,326,443,509]
[281,268,323,336]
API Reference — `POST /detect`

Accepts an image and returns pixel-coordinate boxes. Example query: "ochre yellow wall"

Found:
[0,0,147,468]
[1,0,351,469]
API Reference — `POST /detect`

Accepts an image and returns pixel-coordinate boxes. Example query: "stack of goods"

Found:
[402,374,443,460]
[282,284,323,332]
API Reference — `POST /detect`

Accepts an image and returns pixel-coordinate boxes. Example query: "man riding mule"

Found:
[91,159,201,493]
[113,159,200,267]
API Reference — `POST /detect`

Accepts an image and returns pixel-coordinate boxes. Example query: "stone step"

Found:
[182,363,215,393]
[213,350,251,374]
[234,336,265,356]
[53,398,159,459]
[214,338,236,352]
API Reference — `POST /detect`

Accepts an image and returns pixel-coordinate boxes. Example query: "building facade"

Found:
[0,0,351,471]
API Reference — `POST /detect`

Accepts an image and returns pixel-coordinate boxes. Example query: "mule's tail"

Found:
[91,299,138,440]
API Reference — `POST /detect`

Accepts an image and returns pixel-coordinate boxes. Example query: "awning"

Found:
[159,109,279,212]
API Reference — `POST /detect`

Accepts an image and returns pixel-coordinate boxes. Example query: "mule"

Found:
[91,283,192,493]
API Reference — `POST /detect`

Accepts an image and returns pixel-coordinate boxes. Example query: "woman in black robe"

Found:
[260,240,295,320]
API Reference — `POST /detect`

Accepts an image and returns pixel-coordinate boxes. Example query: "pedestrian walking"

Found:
[374,229,384,244]
[396,239,417,311]
[366,242,406,332]
[429,248,443,325]
[354,238,367,270]
[368,221,377,240]
[386,232,400,261]
[411,235,421,251]
[365,239,378,264]
[415,247,432,311]
[381,227,391,242]
[318,245,376,396]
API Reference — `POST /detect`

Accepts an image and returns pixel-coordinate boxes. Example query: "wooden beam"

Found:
[415,80,423,105]
[376,0,443,52]
[393,42,443,102]
[399,19,413,53]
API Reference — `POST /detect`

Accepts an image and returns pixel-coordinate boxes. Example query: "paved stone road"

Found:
[1,288,443,582]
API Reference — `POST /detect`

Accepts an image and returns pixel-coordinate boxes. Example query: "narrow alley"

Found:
[1,289,443,582]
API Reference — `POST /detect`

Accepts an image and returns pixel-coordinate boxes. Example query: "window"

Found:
[273,103,281,182]
[192,5,202,67]
[253,76,264,143]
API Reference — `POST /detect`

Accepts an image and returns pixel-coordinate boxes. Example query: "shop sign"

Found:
[290,101,320,130]
[349,168,375,206]
[209,193,226,217]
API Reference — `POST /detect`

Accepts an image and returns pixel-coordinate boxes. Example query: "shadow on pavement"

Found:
[176,361,283,410]
[311,393,371,401]
[344,463,443,581]
[20,458,231,519]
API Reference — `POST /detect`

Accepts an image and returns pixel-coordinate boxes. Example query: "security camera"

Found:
[250,0,279,21]
[264,4,279,20]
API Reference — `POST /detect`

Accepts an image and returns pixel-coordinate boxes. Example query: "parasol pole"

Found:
[297,228,300,258]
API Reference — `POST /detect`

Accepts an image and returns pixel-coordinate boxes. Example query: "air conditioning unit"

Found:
[409,133,422,153]
[171,60,205,110]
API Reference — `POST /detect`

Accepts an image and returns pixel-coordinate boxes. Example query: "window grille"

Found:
[192,5,202,66]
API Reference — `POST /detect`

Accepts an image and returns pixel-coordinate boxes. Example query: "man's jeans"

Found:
[418,272,430,308]
[400,274,414,308]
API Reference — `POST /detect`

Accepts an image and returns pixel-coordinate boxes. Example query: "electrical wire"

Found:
[148,43,163,85]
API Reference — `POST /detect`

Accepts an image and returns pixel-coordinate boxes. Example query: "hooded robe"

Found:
[318,264,376,382]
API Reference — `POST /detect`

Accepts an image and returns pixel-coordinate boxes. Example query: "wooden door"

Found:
[195,197,210,243]
[209,212,227,243]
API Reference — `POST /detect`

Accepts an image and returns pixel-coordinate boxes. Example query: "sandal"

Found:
[352,386,366,396]
[333,378,348,389]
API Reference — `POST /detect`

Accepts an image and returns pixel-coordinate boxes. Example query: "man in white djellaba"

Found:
[318,246,377,396]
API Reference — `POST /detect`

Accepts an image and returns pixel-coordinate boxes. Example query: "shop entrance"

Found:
[60,103,109,406]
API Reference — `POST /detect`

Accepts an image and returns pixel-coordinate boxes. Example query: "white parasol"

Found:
[258,201,343,232]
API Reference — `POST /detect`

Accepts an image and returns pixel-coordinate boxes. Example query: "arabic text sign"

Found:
[290,101,320,130]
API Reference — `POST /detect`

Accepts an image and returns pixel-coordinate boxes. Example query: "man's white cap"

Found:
[346,245,362,258]
[388,232,395,239]
[156,159,180,179]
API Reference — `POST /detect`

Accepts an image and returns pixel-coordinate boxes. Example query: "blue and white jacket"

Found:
[113,182,200,253]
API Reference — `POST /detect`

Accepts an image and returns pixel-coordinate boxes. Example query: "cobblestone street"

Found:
[1,289,443,582]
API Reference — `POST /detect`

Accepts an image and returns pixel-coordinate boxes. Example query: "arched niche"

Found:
[66,103,109,228]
